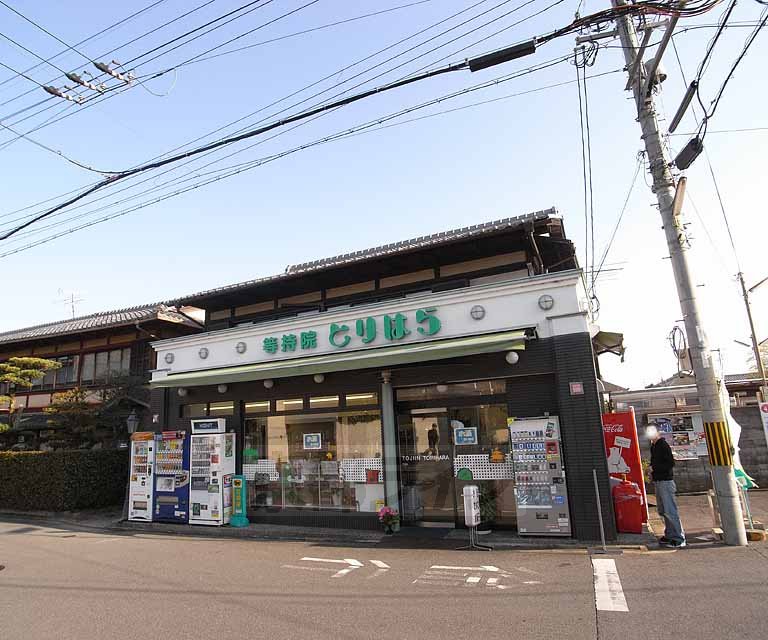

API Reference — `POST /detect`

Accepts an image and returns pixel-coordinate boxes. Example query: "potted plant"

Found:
[377,506,400,534]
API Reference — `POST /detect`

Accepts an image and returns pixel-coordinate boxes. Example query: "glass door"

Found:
[396,411,457,526]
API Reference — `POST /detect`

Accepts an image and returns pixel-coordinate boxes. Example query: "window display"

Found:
[243,408,383,513]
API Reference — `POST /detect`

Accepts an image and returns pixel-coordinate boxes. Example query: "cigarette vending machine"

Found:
[152,430,191,523]
[190,418,236,526]
[509,416,571,536]
[128,432,155,521]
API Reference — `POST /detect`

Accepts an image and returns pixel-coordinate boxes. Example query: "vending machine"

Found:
[509,416,572,536]
[128,432,155,521]
[152,430,191,523]
[189,418,236,526]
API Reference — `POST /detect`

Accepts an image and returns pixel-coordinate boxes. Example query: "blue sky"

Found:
[0,0,765,388]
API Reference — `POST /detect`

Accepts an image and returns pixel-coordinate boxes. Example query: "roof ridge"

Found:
[170,207,560,304]
[0,301,169,339]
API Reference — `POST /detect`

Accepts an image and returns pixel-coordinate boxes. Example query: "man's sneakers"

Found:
[659,537,686,548]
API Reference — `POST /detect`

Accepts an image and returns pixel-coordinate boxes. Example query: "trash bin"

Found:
[612,479,643,534]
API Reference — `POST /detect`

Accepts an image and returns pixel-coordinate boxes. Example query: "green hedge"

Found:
[0,449,129,511]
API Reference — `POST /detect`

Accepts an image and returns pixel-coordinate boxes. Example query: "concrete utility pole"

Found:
[738,273,767,401]
[610,0,747,545]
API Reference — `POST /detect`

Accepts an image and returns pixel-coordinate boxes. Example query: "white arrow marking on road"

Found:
[592,558,629,612]
[370,560,390,568]
[299,557,366,578]
[430,565,499,572]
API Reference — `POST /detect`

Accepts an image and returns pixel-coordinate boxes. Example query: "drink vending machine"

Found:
[128,432,155,521]
[509,416,572,536]
[152,430,191,523]
[189,418,236,526]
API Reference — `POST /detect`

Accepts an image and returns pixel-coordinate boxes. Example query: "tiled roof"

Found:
[172,208,559,304]
[0,304,190,346]
[724,372,765,384]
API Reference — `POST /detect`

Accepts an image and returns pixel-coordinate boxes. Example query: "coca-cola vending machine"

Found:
[602,408,648,521]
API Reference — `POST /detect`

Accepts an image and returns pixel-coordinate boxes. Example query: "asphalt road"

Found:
[1,519,767,640]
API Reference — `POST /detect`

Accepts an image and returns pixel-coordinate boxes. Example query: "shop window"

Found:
[243,410,383,513]
[181,403,208,418]
[245,400,270,414]
[276,398,304,412]
[345,392,378,407]
[309,395,339,409]
[396,379,506,402]
[209,401,234,416]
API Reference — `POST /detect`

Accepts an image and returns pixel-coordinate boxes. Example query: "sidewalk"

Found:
[8,491,764,549]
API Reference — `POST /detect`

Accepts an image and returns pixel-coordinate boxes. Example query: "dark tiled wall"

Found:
[553,332,617,542]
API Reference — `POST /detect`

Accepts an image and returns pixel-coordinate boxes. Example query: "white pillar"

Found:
[380,370,401,519]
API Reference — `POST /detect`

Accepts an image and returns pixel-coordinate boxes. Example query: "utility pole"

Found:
[609,0,747,545]
[738,273,767,401]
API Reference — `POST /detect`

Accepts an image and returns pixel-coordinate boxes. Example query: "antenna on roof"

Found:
[55,289,84,319]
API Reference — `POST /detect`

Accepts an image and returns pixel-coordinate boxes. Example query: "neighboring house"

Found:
[611,372,768,490]
[0,304,202,449]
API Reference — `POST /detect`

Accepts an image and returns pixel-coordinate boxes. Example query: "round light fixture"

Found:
[313,373,325,384]
[217,384,228,394]
[538,294,555,311]
[177,387,188,397]
[436,383,448,393]
[263,379,274,389]
[470,304,486,320]
[235,341,247,354]
[164,352,175,365]
[198,347,209,360]
[505,351,520,365]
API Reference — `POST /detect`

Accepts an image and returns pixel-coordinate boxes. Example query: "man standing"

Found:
[646,425,686,548]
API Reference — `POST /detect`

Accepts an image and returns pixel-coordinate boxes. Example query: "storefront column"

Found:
[380,370,401,519]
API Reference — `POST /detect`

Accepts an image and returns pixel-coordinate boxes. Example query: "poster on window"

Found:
[647,412,706,459]
[303,433,322,450]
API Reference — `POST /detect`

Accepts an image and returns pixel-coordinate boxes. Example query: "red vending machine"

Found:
[602,408,648,522]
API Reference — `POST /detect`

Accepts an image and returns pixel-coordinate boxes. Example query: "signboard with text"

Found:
[602,409,647,522]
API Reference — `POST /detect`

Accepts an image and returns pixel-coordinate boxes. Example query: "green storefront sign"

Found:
[261,307,440,356]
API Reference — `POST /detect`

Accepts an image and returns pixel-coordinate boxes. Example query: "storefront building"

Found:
[150,210,617,541]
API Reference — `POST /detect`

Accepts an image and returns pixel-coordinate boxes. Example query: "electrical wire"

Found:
[0,120,114,174]
[164,0,437,69]
[0,0,96,63]
[0,55,577,256]
[592,152,644,288]
[0,0,171,92]
[0,0,512,215]
[0,30,68,75]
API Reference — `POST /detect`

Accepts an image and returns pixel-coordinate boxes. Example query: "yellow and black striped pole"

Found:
[704,421,733,467]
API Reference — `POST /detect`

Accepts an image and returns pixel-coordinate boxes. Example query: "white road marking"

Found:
[281,564,335,573]
[430,565,499,572]
[592,558,629,612]
[301,557,352,564]
[466,576,481,584]
[370,560,390,569]
[332,567,359,578]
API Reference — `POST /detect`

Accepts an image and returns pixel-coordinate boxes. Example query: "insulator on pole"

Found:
[42,85,84,104]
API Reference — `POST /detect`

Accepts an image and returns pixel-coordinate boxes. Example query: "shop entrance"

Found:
[396,410,457,525]
[395,380,517,529]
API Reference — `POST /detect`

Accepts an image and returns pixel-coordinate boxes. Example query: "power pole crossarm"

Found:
[611,0,747,545]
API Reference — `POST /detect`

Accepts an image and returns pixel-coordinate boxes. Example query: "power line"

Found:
[0,0,217,110]
[0,0,96,63]
[0,0,511,217]
[592,152,644,287]
[167,0,437,69]
[0,55,576,256]
[0,30,68,75]
[0,0,171,92]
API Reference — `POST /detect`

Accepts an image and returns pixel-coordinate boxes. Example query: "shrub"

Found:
[0,449,129,511]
